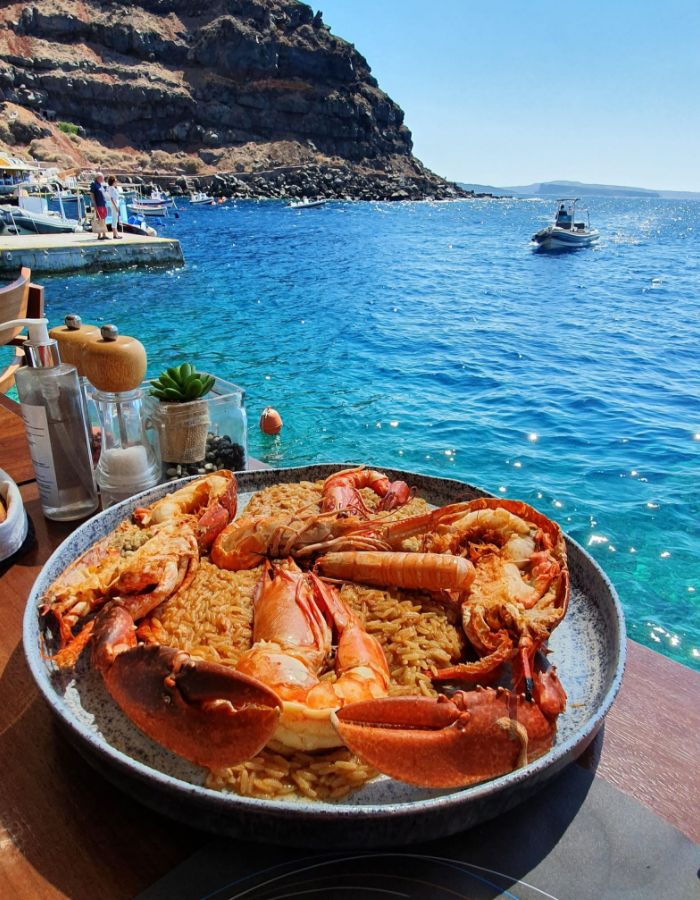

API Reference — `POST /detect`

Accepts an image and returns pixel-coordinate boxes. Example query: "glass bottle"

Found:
[12,318,98,520]
[93,387,160,508]
[48,314,101,465]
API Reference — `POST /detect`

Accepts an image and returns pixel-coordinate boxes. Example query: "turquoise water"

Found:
[39,197,700,671]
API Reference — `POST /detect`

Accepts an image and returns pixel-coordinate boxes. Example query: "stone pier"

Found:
[0,231,184,275]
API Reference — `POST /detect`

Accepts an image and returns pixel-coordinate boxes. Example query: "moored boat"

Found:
[135,189,175,206]
[531,198,599,250]
[128,201,168,217]
[122,214,157,237]
[287,198,327,209]
[189,191,215,205]
[0,203,82,234]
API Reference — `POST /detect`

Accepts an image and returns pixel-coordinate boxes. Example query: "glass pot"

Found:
[145,375,247,480]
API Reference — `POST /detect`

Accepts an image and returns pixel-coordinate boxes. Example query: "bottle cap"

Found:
[81,324,147,392]
[1,317,60,368]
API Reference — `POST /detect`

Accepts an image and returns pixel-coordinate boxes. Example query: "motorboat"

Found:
[128,201,168,217]
[0,202,82,235]
[122,214,157,237]
[287,198,327,209]
[189,192,215,205]
[47,190,87,219]
[531,198,599,250]
[139,189,175,206]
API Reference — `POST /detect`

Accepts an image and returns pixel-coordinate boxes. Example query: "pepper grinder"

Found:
[81,324,160,508]
[49,315,100,370]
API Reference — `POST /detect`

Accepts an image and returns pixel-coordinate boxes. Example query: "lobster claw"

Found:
[331,688,558,789]
[93,608,281,768]
[196,474,238,549]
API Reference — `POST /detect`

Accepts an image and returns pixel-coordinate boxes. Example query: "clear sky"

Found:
[314,1,700,192]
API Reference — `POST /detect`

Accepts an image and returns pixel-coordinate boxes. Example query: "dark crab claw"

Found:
[331,688,558,789]
[93,607,281,768]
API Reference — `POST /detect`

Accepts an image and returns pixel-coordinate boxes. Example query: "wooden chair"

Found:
[0,267,45,394]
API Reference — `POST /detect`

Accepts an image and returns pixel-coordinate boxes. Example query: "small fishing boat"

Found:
[189,192,215,206]
[137,189,175,206]
[531,198,599,250]
[0,202,82,235]
[128,201,168,217]
[47,189,87,219]
[122,214,157,237]
[287,198,327,209]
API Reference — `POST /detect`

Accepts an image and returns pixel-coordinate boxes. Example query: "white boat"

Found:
[128,201,168,217]
[123,213,157,237]
[189,192,215,205]
[287,198,327,209]
[531,198,599,250]
[0,203,82,234]
[136,189,175,206]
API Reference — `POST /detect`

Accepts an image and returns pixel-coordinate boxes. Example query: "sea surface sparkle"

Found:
[40,196,700,671]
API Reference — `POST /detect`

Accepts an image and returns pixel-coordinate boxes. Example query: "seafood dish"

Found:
[39,466,574,803]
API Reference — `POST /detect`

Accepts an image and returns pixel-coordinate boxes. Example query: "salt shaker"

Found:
[82,324,159,508]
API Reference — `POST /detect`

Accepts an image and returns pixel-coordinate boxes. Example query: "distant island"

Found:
[459,179,700,201]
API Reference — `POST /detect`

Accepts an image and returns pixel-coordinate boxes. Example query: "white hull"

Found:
[137,193,175,206]
[129,203,167,216]
[288,199,326,209]
[532,225,599,250]
[0,205,82,234]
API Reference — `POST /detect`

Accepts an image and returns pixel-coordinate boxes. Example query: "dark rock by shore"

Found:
[0,0,471,200]
[166,161,468,202]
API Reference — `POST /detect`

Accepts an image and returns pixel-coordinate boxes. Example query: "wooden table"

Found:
[1,396,698,898]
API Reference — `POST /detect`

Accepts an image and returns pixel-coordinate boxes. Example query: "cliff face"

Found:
[0,0,464,198]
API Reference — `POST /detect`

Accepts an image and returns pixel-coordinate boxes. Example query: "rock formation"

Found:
[0,0,468,200]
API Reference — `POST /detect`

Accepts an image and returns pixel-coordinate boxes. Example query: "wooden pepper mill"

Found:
[81,323,147,392]
[48,315,100,375]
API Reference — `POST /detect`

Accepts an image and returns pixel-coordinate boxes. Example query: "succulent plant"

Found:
[150,363,215,403]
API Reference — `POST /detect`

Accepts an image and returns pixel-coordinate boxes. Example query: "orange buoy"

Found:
[259,407,283,435]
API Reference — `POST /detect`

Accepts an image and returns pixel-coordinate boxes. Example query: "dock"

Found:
[0,231,184,275]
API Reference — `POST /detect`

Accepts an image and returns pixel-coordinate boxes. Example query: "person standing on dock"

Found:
[90,173,108,240]
[107,175,122,239]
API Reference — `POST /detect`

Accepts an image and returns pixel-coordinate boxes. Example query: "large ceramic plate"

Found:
[23,465,626,847]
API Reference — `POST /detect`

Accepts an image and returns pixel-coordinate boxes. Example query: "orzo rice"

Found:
[152,479,460,801]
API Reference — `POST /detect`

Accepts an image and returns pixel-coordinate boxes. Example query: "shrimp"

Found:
[321,466,412,517]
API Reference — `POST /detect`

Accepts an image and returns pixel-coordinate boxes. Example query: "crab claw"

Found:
[93,607,281,768]
[331,687,558,789]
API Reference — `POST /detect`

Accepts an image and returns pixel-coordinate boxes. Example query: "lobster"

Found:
[312,496,569,787]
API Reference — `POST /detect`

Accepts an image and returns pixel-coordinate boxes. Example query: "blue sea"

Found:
[37,197,700,671]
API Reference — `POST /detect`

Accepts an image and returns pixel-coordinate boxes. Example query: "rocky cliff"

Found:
[0,0,466,200]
